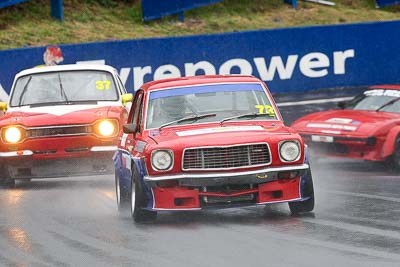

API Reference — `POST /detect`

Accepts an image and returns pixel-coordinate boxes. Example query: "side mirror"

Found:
[0,102,7,112]
[121,93,133,106]
[337,101,347,109]
[123,123,137,134]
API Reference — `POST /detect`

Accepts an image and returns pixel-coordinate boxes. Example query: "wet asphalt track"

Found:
[1,93,399,267]
[1,158,400,267]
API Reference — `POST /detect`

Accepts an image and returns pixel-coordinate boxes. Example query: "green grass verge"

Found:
[0,0,399,50]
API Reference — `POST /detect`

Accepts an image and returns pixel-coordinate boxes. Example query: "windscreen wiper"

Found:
[28,100,98,107]
[159,113,217,130]
[219,112,274,125]
[18,76,33,106]
[375,97,400,112]
[28,101,77,107]
[58,74,70,103]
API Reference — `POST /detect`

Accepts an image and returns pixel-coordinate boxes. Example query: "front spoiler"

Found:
[148,174,308,211]
[149,197,311,212]
[3,151,116,179]
[0,146,118,158]
[144,164,309,187]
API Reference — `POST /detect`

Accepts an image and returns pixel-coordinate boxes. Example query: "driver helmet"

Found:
[162,96,186,119]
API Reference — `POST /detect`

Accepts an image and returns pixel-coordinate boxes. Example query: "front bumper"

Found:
[1,146,117,179]
[145,164,309,186]
[145,164,310,211]
[300,134,382,161]
[0,146,117,158]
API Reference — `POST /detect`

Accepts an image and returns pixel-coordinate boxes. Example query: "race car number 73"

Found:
[255,105,275,116]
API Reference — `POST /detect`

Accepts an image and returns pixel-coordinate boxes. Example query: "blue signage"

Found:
[142,0,223,21]
[0,20,400,101]
[0,0,30,9]
[0,0,63,21]
[376,0,400,7]
[141,0,298,21]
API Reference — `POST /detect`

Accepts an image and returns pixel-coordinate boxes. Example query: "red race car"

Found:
[291,85,400,168]
[114,75,314,222]
[0,64,133,186]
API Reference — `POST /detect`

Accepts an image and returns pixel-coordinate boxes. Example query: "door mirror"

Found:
[123,123,138,134]
[0,102,7,112]
[121,93,133,106]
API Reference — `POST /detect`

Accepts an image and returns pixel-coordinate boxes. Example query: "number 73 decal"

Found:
[255,105,275,116]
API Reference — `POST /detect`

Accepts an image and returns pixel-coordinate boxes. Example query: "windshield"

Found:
[146,83,277,129]
[10,70,118,107]
[347,89,400,113]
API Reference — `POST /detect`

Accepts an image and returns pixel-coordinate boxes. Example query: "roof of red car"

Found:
[369,85,400,90]
[141,75,263,91]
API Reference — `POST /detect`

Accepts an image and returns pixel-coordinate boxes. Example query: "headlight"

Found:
[151,150,173,171]
[94,120,118,137]
[2,126,25,144]
[279,141,301,162]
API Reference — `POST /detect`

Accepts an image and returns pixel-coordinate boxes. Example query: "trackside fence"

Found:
[0,20,399,100]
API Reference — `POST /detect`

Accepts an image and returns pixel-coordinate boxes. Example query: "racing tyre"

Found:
[115,170,129,211]
[388,136,400,171]
[131,167,157,222]
[0,165,15,188]
[289,170,314,215]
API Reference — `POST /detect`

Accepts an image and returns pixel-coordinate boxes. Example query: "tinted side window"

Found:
[130,91,143,130]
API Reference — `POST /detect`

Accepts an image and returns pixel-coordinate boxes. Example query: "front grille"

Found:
[183,143,271,170]
[27,125,91,138]
[33,149,57,155]
[201,184,256,205]
[203,195,255,205]
[65,147,90,153]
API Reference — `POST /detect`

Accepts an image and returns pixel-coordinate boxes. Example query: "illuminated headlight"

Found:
[279,141,301,162]
[94,120,118,137]
[151,150,173,171]
[2,126,25,144]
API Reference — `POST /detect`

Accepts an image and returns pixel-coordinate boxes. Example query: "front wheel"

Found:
[115,170,129,211]
[131,168,157,222]
[387,136,400,171]
[289,197,314,214]
[289,170,315,215]
[0,165,15,188]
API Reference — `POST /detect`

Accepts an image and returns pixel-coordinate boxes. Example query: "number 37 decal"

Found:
[96,80,111,90]
[255,105,275,116]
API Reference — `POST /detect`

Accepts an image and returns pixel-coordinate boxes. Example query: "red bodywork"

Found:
[142,123,305,210]
[291,85,400,161]
[120,75,310,210]
[0,105,127,178]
